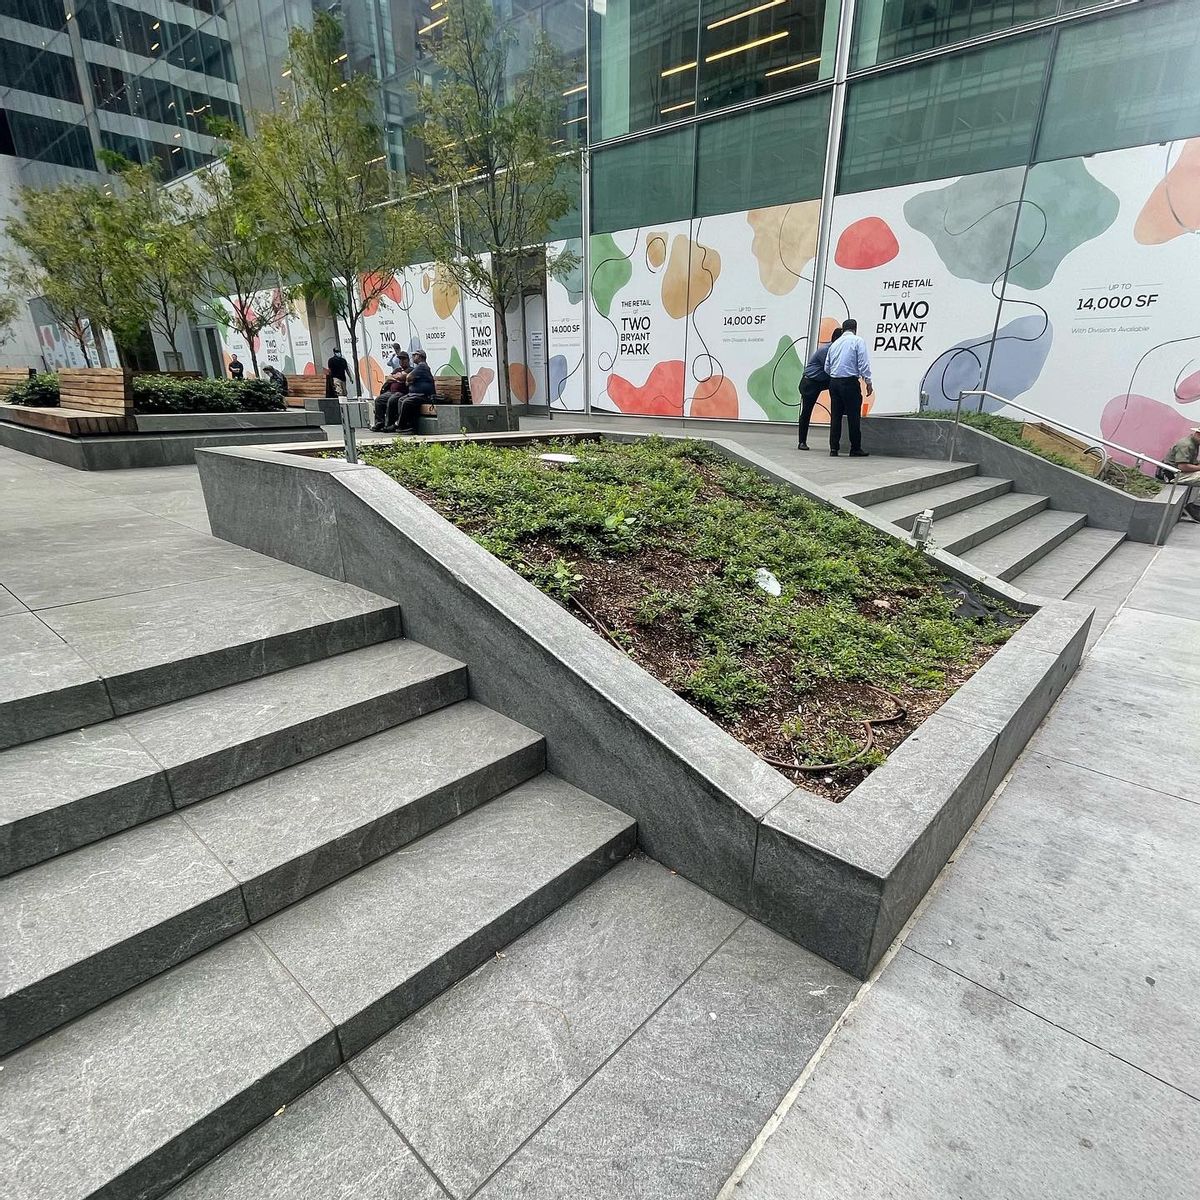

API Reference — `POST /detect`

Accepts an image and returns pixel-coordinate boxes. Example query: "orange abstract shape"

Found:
[689,374,738,419]
[302,362,317,375]
[662,234,721,319]
[835,217,900,270]
[421,272,431,293]
[818,316,842,342]
[508,361,534,403]
[746,201,820,296]
[470,367,494,403]
[1135,139,1200,245]
[645,232,667,269]
[432,265,461,319]
[607,360,685,416]
[361,274,405,318]
[360,356,384,395]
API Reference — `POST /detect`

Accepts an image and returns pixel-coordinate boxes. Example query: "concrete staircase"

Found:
[831,460,1126,598]
[0,580,637,1200]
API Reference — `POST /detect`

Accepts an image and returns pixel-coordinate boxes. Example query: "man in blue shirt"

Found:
[824,318,873,457]
[797,327,842,450]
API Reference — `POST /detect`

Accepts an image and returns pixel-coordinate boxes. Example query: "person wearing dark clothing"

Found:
[227,354,244,380]
[263,365,289,396]
[373,351,410,431]
[797,327,843,450]
[824,318,873,457]
[327,349,350,396]
[396,351,435,433]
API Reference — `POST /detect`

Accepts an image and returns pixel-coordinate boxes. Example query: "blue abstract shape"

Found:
[548,353,568,404]
[921,315,1052,409]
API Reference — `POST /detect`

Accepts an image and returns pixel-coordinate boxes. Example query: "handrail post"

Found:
[948,395,963,463]
[1155,478,1178,546]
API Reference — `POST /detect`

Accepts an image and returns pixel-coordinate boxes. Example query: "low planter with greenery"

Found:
[361,437,1022,800]
[910,408,1161,497]
[4,373,60,408]
[3,372,284,414]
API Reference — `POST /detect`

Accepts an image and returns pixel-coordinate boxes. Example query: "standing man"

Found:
[387,342,405,373]
[327,346,350,397]
[227,353,244,380]
[824,317,873,457]
[1165,426,1200,522]
[797,327,842,450]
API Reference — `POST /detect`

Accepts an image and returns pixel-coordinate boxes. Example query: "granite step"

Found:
[1009,527,1127,599]
[833,460,978,506]
[0,701,544,1054]
[868,474,1012,531]
[0,638,467,877]
[0,777,634,1200]
[6,568,402,741]
[961,510,1088,581]
[931,492,1050,555]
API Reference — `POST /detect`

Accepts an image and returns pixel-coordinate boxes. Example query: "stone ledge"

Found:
[197,439,1091,978]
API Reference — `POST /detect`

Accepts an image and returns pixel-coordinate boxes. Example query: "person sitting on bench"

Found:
[395,350,435,434]
[372,351,410,431]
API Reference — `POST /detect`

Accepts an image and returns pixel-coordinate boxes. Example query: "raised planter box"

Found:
[197,437,1090,978]
[416,404,519,436]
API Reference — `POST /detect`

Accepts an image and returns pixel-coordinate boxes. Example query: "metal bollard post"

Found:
[339,396,371,465]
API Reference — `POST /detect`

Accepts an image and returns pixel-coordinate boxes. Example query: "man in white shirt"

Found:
[824,318,873,457]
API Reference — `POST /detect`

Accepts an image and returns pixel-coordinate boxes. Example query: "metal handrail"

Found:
[949,389,1185,547]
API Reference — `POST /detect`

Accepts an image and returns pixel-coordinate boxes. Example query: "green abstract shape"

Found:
[1007,158,1119,291]
[437,345,466,376]
[590,232,632,318]
[552,237,584,305]
[747,335,804,422]
[903,167,1025,285]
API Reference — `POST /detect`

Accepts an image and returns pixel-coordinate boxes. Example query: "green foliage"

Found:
[912,409,1160,497]
[0,290,20,348]
[130,375,284,414]
[5,373,60,407]
[778,718,887,770]
[412,0,579,405]
[363,437,1015,724]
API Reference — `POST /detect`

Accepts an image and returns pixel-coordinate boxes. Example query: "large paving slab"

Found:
[167,1071,443,1200]
[734,949,1200,1200]
[907,752,1200,1097]
[1085,606,1198,679]
[351,857,744,1198]
[476,919,857,1200]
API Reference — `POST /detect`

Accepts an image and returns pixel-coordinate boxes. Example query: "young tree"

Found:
[100,153,212,365]
[228,12,417,395]
[413,0,578,406]
[192,159,290,379]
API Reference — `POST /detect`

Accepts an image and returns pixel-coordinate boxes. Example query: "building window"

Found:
[695,89,830,216]
[7,110,96,169]
[1036,0,1200,161]
[853,0,1059,69]
[589,0,701,139]
[1,41,81,103]
[698,0,832,113]
[591,123,697,232]
[838,33,1051,192]
[0,0,66,30]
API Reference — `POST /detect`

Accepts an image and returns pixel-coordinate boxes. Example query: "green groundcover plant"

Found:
[361,437,1019,787]
[911,409,1160,497]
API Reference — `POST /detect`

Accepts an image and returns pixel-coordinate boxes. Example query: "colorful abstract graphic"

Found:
[608,360,685,416]
[746,201,819,295]
[1101,393,1195,469]
[1134,139,1200,245]
[834,217,900,270]
[590,233,634,318]
[663,234,720,319]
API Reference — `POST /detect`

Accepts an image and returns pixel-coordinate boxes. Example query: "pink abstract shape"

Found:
[1175,368,1200,403]
[834,217,899,270]
[607,361,684,417]
[1135,139,1200,245]
[1100,393,1195,474]
[470,367,494,403]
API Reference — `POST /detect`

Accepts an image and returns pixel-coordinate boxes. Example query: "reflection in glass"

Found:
[592,123,696,232]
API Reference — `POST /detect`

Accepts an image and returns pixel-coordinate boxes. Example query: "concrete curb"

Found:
[198,438,1090,978]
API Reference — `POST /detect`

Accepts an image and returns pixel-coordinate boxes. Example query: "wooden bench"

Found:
[0,368,33,395]
[56,368,135,430]
[0,403,131,436]
[285,373,328,408]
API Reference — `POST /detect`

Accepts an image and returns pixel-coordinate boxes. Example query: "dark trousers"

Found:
[373,390,402,428]
[798,376,826,445]
[397,396,427,431]
[828,377,863,453]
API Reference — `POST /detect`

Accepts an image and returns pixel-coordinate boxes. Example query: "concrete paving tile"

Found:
[1125,568,1198,622]
[352,857,743,1198]
[0,721,171,875]
[908,753,1200,1096]
[167,1071,443,1200]
[0,584,25,617]
[1026,659,1199,803]
[0,612,112,748]
[477,920,856,1200]
[257,777,636,1057]
[1086,607,1200,680]
[0,816,247,1053]
[0,931,339,1200]
[734,949,1200,1200]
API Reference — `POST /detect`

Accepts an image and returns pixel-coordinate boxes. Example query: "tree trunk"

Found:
[93,322,111,367]
[247,335,260,378]
[347,310,362,399]
[493,258,511,408]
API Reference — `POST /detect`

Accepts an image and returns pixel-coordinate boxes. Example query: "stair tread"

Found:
[0,776,632,1200]
[0,702,544,1052]
[1010,527,1127,599]
[932,492,1049,551]
[31,567,401,716]
[833,461,977,504]
[961,510,1087,579]
[869,475,1011,526]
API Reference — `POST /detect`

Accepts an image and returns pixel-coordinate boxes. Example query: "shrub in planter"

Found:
[131,375,285,414]
[5,373,60,407]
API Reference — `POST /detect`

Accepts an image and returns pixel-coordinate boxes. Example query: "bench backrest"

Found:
[285,374,328,397]
[432,374,469,403]
[59,368,133,415]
